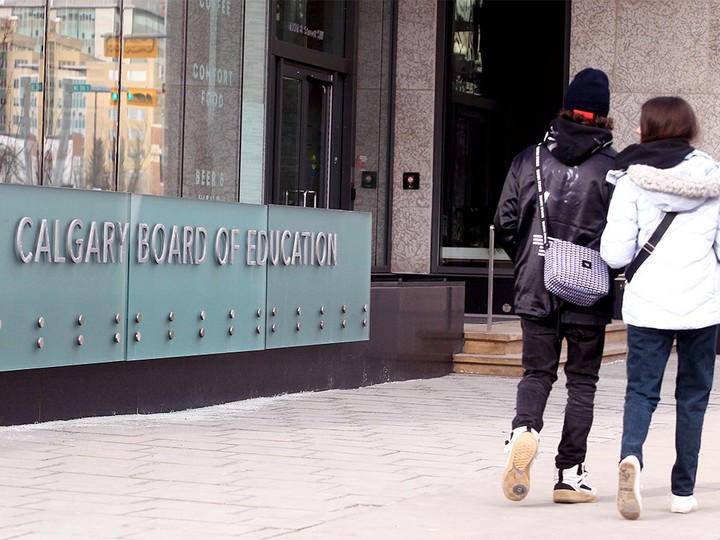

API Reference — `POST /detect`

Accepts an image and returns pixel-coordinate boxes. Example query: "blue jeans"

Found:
[621,324,718,496]
[513,317,605,470]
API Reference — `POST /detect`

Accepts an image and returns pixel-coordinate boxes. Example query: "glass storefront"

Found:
[0,0,268,203]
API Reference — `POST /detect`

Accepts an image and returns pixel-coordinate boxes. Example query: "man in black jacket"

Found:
[493,68,616,504]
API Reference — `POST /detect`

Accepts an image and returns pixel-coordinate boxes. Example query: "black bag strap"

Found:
[534,143,550,248]
[624,212,677,283]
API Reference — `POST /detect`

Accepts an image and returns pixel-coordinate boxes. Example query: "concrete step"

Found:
[453,319,627,377]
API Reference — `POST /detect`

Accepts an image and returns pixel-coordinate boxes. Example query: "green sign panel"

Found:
[0,185,371,371]
[72,83,91,92]
[125,195,268,361]
[265,206,371,348]
[30,82,43,92]
[0,185,130,371]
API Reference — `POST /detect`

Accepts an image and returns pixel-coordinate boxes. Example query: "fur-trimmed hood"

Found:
[609,149,720,213]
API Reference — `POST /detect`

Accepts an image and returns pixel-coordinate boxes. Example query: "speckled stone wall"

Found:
[389,0,437,274]
[570,0,720,158]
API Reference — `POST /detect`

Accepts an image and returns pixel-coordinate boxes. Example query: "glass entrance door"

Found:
[275,63,333,208]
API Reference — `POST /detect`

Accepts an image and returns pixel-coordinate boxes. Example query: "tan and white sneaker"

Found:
[553,463,598,503]
[502,426,539,501]
[617,455,642,520]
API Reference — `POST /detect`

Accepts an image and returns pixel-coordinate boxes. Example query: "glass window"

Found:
[276,0,345,57]
[439,0,567,268]
[239,0,268,204]
[0,4,45,185]
[452,0,483,97]
[0,1,264,203]
[440,0,502,268]
[177,1,244,202]
[117,3,168,195]
[43,1,120,190]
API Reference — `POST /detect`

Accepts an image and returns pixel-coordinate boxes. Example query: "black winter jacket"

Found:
[493,117,617,325]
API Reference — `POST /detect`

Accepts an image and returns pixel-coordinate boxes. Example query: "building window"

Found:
[171,0,248,202]
[0,1,263,203]
[438,0,567,269]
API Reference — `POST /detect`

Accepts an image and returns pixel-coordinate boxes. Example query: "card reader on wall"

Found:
[402,172,419,190]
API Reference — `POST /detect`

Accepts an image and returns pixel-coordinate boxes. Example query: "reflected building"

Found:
[0,1,167,193]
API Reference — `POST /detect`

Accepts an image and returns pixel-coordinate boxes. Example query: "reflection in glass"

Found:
[117,2,166,195]
[278,69,330,208]
[442,0,489,266]
[279,76,300,205]
[453,0,483,96]
[179,0,243,202]
[0,1,247,200]
[303,77,327,207]
[0,4,45,185]
[441,0,509,267]
[276,0,345,56]
[44,1,121,189]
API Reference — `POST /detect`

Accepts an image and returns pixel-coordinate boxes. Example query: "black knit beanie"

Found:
[563,68,610,117]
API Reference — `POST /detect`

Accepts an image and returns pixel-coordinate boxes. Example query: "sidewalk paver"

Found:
[0,355,718,539]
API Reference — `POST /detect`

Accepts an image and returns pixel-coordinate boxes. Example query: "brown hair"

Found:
[558,109,614,130]
[640,96,699,143]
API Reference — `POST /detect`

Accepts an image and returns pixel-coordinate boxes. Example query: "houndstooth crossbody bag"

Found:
[534,144,610,306]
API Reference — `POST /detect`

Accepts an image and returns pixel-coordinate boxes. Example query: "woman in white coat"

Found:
[600,96,720,520]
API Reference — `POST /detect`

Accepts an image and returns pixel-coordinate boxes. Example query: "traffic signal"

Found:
[126,88,157,107]
[110,88,119,103]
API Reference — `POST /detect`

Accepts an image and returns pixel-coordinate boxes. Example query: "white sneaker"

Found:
[553,463,598,503]
[670,494,698,514]
[617,455,642,520]
[502,426,539,501]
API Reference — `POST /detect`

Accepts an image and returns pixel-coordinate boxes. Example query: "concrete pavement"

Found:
[0,354,719,539]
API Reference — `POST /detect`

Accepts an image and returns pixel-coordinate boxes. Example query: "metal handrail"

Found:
[487,225,495,332]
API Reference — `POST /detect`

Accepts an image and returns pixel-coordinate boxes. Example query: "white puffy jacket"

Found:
[600,149,720,329]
